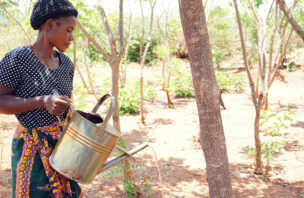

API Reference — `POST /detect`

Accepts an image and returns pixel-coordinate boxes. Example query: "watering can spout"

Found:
[98,143,149,174]
[50,94,149,184]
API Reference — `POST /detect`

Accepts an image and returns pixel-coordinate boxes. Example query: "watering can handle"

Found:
[56,102,76,128]
[99,96,115,131]
[91,94,111,113]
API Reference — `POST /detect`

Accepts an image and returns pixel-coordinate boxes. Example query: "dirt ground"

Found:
[0,66,303,198]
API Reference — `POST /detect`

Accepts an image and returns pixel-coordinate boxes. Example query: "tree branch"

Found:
[98,0,117,58]
[0,1,32,43]
[276,0,304,40]
[76,20,111,64]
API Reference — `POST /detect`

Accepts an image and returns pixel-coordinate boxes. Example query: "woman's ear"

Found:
[45,19,55,31]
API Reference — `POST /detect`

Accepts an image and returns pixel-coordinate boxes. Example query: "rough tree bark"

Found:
[179,0,232,197]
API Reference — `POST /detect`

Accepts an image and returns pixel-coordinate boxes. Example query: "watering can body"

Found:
[50,95,121,184]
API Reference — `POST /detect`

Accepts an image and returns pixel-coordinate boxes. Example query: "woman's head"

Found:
[30,0,78,52]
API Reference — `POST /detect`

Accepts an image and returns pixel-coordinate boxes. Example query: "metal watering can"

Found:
[50,94,148,184]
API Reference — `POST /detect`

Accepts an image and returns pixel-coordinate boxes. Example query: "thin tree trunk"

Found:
[179,1,232,197]
[120,10,133,86]
[98,0,125,131]
[139,0,145,64]
[73,40,88,89]
[233,0,263,174]
[82,46,98,101]
[140,0,157,123]
[233,0,263,175]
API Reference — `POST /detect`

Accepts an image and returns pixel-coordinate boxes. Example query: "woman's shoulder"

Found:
[2,46,31,60]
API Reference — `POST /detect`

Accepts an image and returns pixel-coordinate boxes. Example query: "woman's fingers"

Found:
[58,96,72,103]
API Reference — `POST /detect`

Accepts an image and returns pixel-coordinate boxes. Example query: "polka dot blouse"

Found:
[0,46,74,128]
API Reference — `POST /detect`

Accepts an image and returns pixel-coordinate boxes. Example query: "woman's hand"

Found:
[42,95,71,116]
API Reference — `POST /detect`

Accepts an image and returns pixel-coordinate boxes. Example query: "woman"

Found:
[0,0,82,197]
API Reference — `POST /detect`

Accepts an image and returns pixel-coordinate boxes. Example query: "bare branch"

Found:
[269,29,293,87]
[76,20,111,64]
[97,0,117,57]
[265,0,275,24]
[0,1,32,43]
[119,0,124,54]
[233,0,258,109]
[248,0,260,25]
[276,0,304,40]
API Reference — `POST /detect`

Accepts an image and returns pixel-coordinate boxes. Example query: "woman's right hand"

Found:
[42,95,71,116]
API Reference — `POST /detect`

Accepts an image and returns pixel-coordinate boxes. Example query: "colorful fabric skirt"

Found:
[11,111,83,198]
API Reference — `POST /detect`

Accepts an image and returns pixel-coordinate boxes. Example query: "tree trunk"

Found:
[139,0,145,64]
[179,1,232,197]
[233,0,263,175]
[111,60,121,132]
[82,46,98,101]
[73,40,88,89]
[139,0,157,124]
[120,9,133,87]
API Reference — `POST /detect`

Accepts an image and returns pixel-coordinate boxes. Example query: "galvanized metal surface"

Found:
[50,96,121,184]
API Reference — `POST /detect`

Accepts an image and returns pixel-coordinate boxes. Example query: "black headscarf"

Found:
[30,0,78,30]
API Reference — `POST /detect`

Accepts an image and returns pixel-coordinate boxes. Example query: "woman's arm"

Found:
[0,83,70,116]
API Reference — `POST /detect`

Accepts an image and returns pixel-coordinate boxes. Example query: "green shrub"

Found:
[248,140,284,160]
[260,107,295,136]
[215,71,245,92]
[212,48,228,67]
[101,78,156,115]
[171,71,194,98]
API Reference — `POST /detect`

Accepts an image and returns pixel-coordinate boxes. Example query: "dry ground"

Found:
[0,65,303,198]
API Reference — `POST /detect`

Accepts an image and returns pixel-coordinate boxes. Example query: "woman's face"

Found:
[47,16,77,52]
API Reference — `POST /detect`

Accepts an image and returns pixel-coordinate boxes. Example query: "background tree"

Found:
[179,0,232,197]
[277,0,304,40]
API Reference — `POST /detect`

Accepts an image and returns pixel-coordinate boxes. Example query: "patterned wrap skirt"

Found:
[11,110,83,198]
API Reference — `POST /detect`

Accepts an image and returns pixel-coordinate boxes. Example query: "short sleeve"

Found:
[69,63,74,82]
[0,51,22,89]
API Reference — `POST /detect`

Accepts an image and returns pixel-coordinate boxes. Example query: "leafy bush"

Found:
[212,48,228,67]
[101,78,156,115]
[119,80,156,115]
[260,107,295,136]
[168,58,194,98]
[171,71,194,98]
[215,71,245,92]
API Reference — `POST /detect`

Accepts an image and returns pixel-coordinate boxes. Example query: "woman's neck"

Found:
[32,33,56,59]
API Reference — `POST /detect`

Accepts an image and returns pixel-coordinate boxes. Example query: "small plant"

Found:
[123,178,140,198]
[169,58,194,98]
[260,107,295,136]
[101,138,152,198]
[171,70,194,98]
[100,78,157,115]
[215,71,245,92]
[248,140,284,160]
[287,62,296,72]
[212,48,228,68]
